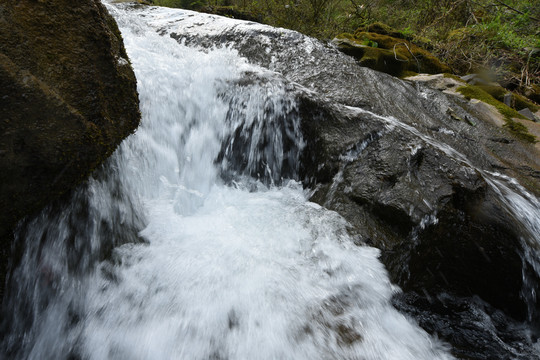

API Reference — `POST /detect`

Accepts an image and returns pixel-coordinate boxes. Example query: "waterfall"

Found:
[0,2,454,359]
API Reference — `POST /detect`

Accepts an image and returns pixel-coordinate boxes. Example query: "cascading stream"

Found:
[0,2,455,360]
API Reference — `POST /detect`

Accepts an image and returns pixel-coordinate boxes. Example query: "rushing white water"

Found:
[0,3,457,360]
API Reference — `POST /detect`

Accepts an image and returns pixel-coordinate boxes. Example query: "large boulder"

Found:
[301,103,535,315]
[297,94,540,359]
[0,0,140,294]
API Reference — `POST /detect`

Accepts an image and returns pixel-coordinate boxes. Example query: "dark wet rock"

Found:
[298,92,540,357]
[0,0,140,296]
[519,108,539,122]
[393,292,540,360]
[300,98,539,314]
[170,19,540,356]
[216,63,540,333]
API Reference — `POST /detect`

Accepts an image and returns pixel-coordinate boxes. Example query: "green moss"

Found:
[457,85,521,119]
[336,31,450,77]
[335,38,407,77]
[336,33,355,41]
[475,85,540,113]
[514,93,539,113]
[150,0,204,10]
[443,73,465,82]
[526,84,540,103]
[503,121,537,143]
[358,32,448,74]
[479,85,507,101]
[456,85,536,143]
[447,27,472,41]
[355,22,405,39]
[400,70,419,78]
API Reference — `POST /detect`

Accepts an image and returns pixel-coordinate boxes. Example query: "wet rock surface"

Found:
[393,292,540,360]
[0,0,140,296]
[299,88,540,359]
[2,3,539,357]
[160,11,540,357]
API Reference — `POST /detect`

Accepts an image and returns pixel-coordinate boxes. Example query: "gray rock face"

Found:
[0,0,140,296]
[305,106,530,312]
[519,107,539,122]
[297,91,540,360]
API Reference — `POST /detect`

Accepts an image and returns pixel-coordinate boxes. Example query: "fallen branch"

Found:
[493,0,540,22]
[394,42,420,73]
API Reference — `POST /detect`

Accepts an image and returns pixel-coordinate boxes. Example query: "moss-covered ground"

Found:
[456,85,537,143]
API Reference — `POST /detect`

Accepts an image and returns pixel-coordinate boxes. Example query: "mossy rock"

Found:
[354,22,407,40]
[443,72,466,82]
[334,30,450,77]
[477,85,540,113]
[201,6,262,22]
[334,39,407,77]
[456,85,536,143]
[477,85,508,100]
[524,84,540,104]
[514,93,539,113]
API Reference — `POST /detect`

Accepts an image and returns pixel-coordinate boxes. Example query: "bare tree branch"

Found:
[394,42,420,72]
[493,0,540,22]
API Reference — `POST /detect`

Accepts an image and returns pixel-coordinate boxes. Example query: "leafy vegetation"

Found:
[146,0,539,101]
[346,1,539,94]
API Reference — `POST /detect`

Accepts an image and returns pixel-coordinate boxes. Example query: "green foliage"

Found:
[400,26,414,39]
[148,0,539,96]
[469,14,537,52]
[361,37,378,47]
[354,0,540,92]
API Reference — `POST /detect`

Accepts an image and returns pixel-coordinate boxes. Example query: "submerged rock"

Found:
[0,0,140,294]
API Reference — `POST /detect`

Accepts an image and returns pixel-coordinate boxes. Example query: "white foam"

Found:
[12,3,455,359]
